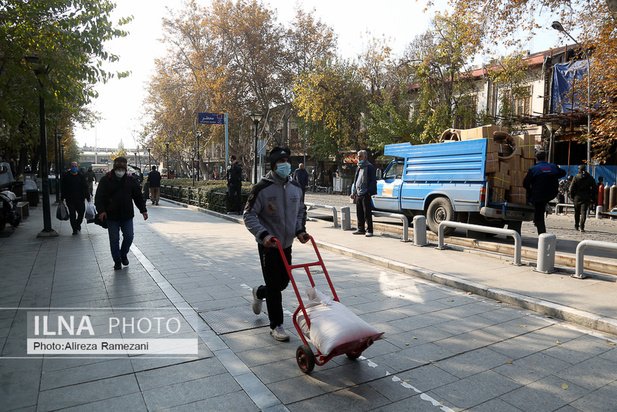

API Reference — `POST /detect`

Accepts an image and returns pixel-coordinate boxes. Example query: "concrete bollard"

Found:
[341,206,351,231]
[596,205,603,219]
[413,216,428,246]
[536,233,556,273]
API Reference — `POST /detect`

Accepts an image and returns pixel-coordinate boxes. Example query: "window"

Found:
[384,161,404,180]
[454,95,478,129]
[502,86,532,116]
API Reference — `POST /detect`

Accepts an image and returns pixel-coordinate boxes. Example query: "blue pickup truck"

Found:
[372,140,534,234]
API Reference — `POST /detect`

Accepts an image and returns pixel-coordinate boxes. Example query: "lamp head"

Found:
[249,113,264,123]
[551,21,565,32]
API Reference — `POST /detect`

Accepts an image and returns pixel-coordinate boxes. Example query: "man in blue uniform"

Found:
[523,151,566,235]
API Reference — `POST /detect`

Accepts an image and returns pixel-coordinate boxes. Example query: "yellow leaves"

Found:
[561,383,569,390]
[607,340,616,346]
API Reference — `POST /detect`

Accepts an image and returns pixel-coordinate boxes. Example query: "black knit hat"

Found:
[269,147,291,169]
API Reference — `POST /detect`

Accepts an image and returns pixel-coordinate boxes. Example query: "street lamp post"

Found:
[551,21,591,167]
[196,132,201,183]
[147,148,151,171]
[54,130,62,204]
[249,114,264,184]
[165,141,171,179]
[26,56,57,237]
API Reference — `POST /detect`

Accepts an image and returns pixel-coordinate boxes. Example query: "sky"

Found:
[73,0,559,151]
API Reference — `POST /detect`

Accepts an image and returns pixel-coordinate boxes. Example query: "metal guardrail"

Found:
[305,203,339,228]
[437,221,522,265]
[372,211,410,242]
[555,203,575,215]
[574,240,617,279]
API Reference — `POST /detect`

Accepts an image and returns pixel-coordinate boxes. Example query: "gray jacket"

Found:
[243,171,306,249]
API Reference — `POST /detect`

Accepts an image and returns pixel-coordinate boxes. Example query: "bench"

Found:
[16,201,29,219]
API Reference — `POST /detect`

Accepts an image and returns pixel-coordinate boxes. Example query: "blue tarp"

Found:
[551,61,589,114]
[559,165,616,187]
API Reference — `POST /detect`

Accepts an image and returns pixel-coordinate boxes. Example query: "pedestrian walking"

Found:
[569,164,596,232]
[85,166,97,196]
[95,157,148,270]
[227,155,243,214]
[350,150,377,237]
[61,161,90,235]
[523,151,566,235]
[558,175,573,204]
[293,163,309,201]
[244,147,309,342]
[147,165,162,205]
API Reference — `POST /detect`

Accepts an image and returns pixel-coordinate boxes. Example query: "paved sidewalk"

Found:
[1,199,616,411]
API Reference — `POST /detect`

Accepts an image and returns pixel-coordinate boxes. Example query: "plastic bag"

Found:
[85,201,96,222]
[56,202,69,221]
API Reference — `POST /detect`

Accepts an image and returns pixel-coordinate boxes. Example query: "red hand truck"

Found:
[273,236,383,373]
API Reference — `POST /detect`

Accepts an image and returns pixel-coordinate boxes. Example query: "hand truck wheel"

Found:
[296,344,315,373]
[346,351,362,360]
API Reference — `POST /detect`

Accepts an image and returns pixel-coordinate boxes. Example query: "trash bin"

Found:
[26,190,39,207]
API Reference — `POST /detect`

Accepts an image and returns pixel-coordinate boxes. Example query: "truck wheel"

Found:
[427,197,455,234]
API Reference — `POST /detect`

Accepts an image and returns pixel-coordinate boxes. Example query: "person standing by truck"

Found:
[523,151,566,235]
[569,164,596,232]
[351,150,377,237]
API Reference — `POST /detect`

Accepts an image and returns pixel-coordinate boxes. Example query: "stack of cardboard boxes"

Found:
[459,125,535,204]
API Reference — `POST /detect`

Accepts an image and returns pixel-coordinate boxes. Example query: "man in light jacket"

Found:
[244,147,309,342]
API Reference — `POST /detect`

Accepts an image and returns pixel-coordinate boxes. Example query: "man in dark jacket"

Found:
[95,157,148,270]
[244,147,309,342]
[523,151,566,235]
[147,165,162,205]
[293,163,310,200]
[350,150,377,237]
[61,161,90,235]
[85,166,97,196]
[227,155,243,214]
[569,164,596,232]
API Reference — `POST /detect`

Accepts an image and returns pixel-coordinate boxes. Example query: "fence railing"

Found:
[574,240,617,279]
[437,221,522,265]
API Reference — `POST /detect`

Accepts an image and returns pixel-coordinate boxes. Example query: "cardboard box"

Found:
[489,172,511,190]
[486,159,498,174]
[506,187,527,204]
[509,170,524,187]
[493,187,506,203]
[460,125,508,141]
[499,161,509,175]
[517,134,535,159]
[521,158,534,171]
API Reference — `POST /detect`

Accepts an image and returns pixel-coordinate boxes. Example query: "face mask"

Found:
[275,162,291,178]
[358,160,365,166]
[70,166,78,173]
[115,170,126,178]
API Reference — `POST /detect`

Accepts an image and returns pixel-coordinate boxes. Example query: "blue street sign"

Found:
[198,113,225,124]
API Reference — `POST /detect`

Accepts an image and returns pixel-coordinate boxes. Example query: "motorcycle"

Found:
[0,187,21,232]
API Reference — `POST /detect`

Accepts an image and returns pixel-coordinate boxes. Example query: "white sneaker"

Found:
[252,286,263,314]
[270,325,290,342]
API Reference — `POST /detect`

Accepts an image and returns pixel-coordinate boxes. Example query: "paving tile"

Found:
[286,383,389,412]
[499,375,590,411]
[163,390,259,412]
[430,370,522,410]
[492,351,571,386]
[141,369,240,410]
[37,374,140,411]
[553,356,617,391]
[135,357,226,391]
[40,358,134,390]
[436,347,511,379]
[59,392,148,412]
